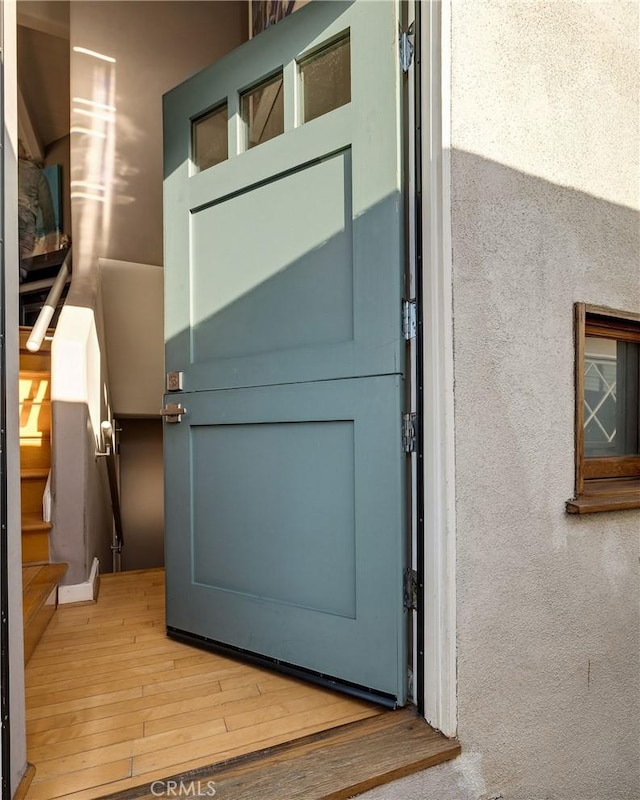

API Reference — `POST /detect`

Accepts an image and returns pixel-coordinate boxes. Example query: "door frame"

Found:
[419,0,457,738]
[0,0,458,793]
[1,0,29,794]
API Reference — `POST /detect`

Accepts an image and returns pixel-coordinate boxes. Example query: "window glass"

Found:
[584,336,640,458]
[300,35,351,123]
[192,104,228,173]
[241,72,284,149]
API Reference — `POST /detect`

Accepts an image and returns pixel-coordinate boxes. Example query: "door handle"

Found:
[161,402,186,424]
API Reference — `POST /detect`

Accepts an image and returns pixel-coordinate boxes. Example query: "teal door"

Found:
[163,0,407,706]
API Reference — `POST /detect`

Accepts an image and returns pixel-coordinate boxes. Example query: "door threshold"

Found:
[94,708,460,800]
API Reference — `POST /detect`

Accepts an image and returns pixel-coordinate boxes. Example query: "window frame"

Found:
[568,303,640,514]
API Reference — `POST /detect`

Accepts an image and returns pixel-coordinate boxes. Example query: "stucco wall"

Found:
[362,2,639,799]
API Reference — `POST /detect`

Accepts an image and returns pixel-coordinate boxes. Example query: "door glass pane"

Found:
[192,104,228,173]
[300,35,350,123]
[584,336,640,456]
[241,72,284,149]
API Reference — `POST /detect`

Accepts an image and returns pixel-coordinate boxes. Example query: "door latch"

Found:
[166,371,184,392]
[161,402,186,424]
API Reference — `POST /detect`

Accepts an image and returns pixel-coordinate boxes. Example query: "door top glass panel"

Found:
[192,103,228,173]
[241,71,285,150]
[299,34,351,124]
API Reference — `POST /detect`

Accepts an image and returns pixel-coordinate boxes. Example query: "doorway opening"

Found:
[14,1,431,797]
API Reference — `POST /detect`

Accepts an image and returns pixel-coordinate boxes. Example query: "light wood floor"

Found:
[25,569,383,800]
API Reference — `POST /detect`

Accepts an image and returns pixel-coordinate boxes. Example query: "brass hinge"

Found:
[402,412,417,453]
[398,22,415,73]
[402,299,417,340]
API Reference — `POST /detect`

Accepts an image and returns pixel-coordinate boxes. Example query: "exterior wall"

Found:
[362,2,639,799]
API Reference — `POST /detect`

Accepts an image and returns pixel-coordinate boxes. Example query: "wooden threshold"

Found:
[95,708,460,800]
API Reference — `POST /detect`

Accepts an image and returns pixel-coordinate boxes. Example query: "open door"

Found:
[163,0,408,706]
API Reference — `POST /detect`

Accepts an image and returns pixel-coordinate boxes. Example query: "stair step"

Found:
[23,563,67,664]
[19,352,51,372]
[19,371,51,401]
[21,473,48,516]
[20,437,51,470]
[22,513,51,564]
[21,468,49,480]
[22,513,52,533]
[19,327,53,353]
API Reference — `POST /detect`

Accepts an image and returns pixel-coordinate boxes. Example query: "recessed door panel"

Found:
[190,150,353,363]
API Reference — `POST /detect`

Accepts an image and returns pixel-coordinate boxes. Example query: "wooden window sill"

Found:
[97,708,460,800]
[566,479,640,514]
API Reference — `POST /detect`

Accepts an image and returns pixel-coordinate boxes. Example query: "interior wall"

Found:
[70,0,248,270]
[361,1,639,799]
[98,259,164,417]
[63,1,247,579]
[118,419,164,572]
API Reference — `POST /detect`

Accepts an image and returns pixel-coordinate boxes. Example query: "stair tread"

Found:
[23,563,67,624]
[22,565,42,592]
[21,468,49,480]
[22,513,52,532]
[19,370,50,380]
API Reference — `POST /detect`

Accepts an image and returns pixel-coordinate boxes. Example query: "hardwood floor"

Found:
[24,569,383,800]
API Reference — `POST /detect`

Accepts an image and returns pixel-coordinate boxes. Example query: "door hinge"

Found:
[161,402,186,424]
[402,412,417,453]
[404,568,418,610]
[402,299,417,340]
[398,22,415,73]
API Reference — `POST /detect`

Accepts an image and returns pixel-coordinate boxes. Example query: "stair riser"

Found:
[19,373,51,403]
[21,477,48,516]
[20,438,51,470]
[22,531,50,564]
[19,353,51,372]
[19,402,51,439]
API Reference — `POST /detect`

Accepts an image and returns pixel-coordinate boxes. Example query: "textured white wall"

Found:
[362,2,639,799]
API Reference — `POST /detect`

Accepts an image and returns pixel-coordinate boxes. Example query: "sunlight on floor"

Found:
[24,569,382,800]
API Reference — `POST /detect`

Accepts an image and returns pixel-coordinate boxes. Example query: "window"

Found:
[567,304,640,513]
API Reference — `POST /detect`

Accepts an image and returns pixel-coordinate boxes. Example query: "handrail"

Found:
[96,420,124,571]
[26,247,72,352]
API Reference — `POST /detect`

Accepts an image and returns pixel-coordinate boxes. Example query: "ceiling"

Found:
[17,1,70,152]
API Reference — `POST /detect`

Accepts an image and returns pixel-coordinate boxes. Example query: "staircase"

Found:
[19,327,67,663]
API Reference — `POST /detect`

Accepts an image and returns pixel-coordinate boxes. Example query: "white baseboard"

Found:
[58,557,100,604]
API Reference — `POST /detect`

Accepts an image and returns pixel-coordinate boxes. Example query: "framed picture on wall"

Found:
[249,0,308,38]
[34,164,63,255]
